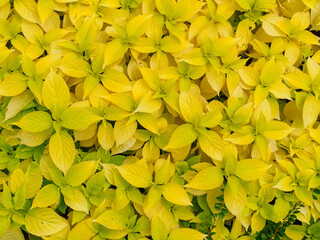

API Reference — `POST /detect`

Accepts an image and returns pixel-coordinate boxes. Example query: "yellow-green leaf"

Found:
[31,184,60,208]
[160,182,192,205]
[117,160,152,188]
[49,131,76,174]
[185,166,223,190]
[168,228,205,240]
[42,69,70,119]
[94,210,128,230]
[25,208,68,237]
[165,124,198,149]
[61,107,102,130]
[235,159,270,181]
[16,111,52,133]
[65,161,97,187]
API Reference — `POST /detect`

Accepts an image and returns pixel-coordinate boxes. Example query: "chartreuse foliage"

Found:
[1,0,320,240]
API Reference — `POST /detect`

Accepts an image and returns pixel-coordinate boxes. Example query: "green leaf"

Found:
[308,221,320,237]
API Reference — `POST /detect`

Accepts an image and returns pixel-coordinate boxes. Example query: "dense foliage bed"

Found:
[0,0,320,239]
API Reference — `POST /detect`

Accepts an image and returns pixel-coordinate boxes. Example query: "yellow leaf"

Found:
[294,186,313,206]
[160,182,192,205]
[126,14,152,38]
[198,130,223,160]
[114,118,137,146]
[16,111,52,133]
[179,91,203,124]
[101,69,132,93]
[303,94,320,128]
[285,225,307,240]
[14,0,40,23]
[235,0,254,10]
[42,69,70,119]
[235,159,270,181]
[104,39,129,67]
[262,121,292,140]
[68,219,95,240]
[117,160,152,188]
[25,208,68,237]
[97,121,114,151]
[94,210,128,230]
[0,73,28,97]
[61,107,102,130]
[251,212,266,234]
[156,0,176,18]
[254,85,269,107]
[62,186,89,213]
[161,36,187,53]
[37,0,53,24]
[165,124,198,149]
[260,59,281,86]
[224,176,247,216]
[151,216,168,240]
[283,71,312,91]
[185,166,223,190]
[65,161,97,186]
[59,54,91,78]
[167,228,205,240]
[76,17,98,51]
[136,112,160,134]
[49,131,76,174]
[31,184,60,208]
[225,126,255,145]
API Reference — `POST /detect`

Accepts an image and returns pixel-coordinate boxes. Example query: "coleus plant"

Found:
[0,0,320,239]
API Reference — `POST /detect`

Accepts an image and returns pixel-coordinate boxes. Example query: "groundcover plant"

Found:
[1,0,320,239]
